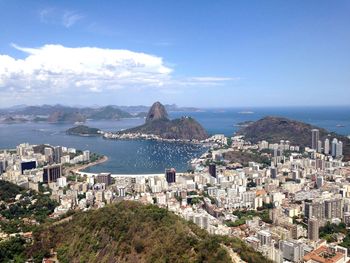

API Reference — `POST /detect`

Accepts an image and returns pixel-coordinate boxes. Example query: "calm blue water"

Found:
[171,106,350,136]
[0,107,349,174]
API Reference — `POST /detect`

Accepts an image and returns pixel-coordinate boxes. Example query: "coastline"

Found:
[72,155,109,173]
[102,132,206,145]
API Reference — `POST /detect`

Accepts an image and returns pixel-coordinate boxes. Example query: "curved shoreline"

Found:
[73,155,109,173]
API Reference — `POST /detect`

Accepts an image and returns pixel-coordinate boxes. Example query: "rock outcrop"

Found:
[121,102,208,140]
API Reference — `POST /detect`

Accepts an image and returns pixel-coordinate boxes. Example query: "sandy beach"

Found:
[72,155,109,173]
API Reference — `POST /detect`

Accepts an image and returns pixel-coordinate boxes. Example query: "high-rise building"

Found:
[20,160,37,174]
[316,176,324,188]
[83,150,90,162]
[165,168,176,184]
[280,240,302,262]
[308,217,319,241]
[270,167,277,179]
[53,146,62,163]
[325,199,343,219]
[311,129,319,151]
[44,147,53,163]
[337,141,343,157]
[316,159,325,170]
[317,140,322,153]
[332,138,338,157]
[304,202,325,220]
[43,164,62,183]
[0,162,3,175]
[96,173,112,186]
[209,163,216,178]
[324,138,330,155]
[257,230,271,246]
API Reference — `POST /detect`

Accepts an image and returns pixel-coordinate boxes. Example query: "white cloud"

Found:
[39,8,54,23]
[38,8,83,28]
[0,44,172,95]
[0,44,237,105]
[62,11,84,28]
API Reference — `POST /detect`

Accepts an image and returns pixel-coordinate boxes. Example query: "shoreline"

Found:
[102,132,208,145]
[72,155,109,173]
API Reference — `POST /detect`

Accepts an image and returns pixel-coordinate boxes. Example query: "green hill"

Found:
[66,125,101,136]
[238,116,350,161]
[27,201,271,263]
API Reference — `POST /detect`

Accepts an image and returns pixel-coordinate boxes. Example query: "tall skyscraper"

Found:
[165,168,176,184]
[270,167,277,179]
[325,199,343,219]
[324,138,330,155]
[209,163,216,178]
[332,138,338,157]
[44,147,53,163]
[311,129,319,151]
[317,140,322,153]
[304,202,325,220]
[53,146,62,164]
[308,217,319,241]
[337,141,343,157]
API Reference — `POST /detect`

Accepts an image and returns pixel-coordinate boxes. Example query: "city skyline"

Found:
[0,1,349,107]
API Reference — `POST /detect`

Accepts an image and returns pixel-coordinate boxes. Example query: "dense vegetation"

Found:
[0,236,26,262]
[223,150,271,167]
[225,209,272,227]
[0,180,23,202]
[319,222,347,243]
[0,180,58,225]
[28,201,271,263]
[0,180,58,263]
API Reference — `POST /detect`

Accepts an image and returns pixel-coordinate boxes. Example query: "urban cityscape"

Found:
[1,1,350,263]
[1,125,350,262]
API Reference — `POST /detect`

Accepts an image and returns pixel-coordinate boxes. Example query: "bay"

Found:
[0,106,349,174]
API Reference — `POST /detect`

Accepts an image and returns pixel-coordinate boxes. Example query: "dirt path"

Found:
[221,244,247,263]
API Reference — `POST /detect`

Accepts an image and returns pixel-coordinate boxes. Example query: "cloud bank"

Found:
[0,44,173,94]
[0,44,235,105]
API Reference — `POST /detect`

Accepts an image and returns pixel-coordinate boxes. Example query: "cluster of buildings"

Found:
[312,129,343,158]
[0,143,90,190]
[1,127,350,263]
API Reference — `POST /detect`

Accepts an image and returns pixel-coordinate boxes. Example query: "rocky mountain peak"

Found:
[146,101,169,123]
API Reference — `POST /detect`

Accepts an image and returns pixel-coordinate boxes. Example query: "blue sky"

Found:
[0,0,349,107]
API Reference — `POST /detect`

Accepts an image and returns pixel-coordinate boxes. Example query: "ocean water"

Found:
[0,106,349,174]
[171,106,350,136]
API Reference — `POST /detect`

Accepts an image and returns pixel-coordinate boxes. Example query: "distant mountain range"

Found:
[0,104,200,124]
[238,116,350,161]
[120,102,208,140]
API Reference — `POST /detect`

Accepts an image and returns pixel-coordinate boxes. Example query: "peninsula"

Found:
[113,101,208,141]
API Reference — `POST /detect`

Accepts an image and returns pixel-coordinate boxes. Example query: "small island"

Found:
[66,125,101,136]
[234,120,254,127]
